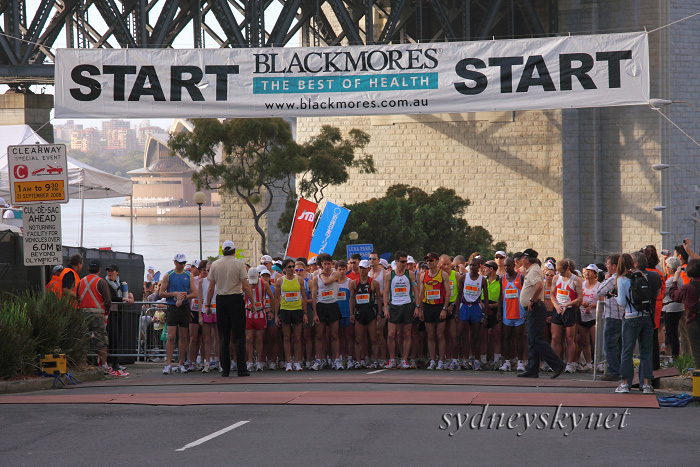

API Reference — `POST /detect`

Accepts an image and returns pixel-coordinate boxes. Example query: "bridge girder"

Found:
[0,0,558,86]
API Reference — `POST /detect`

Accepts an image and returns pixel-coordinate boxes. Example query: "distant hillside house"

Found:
[111,119,220,218]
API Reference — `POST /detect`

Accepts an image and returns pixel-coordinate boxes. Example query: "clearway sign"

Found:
[8,144,69,205]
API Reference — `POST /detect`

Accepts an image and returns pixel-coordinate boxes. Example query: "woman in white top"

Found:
[578,264,601,371]
[197,261,219,372]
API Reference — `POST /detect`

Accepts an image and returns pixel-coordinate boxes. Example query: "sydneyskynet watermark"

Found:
[439,405,630,437]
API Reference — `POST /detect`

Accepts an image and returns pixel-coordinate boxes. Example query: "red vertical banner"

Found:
[285,197,318,259]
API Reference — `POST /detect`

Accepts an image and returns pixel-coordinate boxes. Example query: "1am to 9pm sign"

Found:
[8,144,69,205]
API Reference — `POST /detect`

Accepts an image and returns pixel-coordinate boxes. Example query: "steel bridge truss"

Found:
[0,0,557,86]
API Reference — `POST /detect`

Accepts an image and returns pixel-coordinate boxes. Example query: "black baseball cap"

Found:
[106,263,119,271]
[424,252,440,261]
[89,259,101,269]
[522,248,539,259]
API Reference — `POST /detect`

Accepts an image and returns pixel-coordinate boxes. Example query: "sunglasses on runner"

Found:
[369,257,379,260]
[285,265,294,269]
[295,268,305,272]
[398,260,407,263]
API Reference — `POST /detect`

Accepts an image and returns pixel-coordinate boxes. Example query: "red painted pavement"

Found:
[0,390,658,408]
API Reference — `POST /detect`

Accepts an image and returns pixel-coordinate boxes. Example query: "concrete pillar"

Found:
[0,91,54,143]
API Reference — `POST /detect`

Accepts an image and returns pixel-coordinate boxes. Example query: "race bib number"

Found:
[284,291,300,302]
[556,289,570,304]
[426,289,441,301]
[265,298,271,308]
[505,288,519,300]
[356,293,370,305]
[464,285,479,298]
[337,291,347,301]
[544,290,551,301]
[394,286,408,298]
[254,301,263,311]
[321,290,335,302]
[207,304,216,314]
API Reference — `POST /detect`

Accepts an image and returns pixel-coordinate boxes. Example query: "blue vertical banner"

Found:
[308,201,350,258]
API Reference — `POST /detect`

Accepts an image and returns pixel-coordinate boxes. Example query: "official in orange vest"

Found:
[78,259,112,373]
[46,265,64,295]
[58,254,83,307]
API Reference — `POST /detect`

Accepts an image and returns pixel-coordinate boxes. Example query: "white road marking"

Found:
[366,369,387,375]
[176,421,250,451]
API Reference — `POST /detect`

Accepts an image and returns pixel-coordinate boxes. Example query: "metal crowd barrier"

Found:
[87,301,175,363]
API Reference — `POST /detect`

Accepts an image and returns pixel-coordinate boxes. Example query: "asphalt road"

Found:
[1,400,697,465]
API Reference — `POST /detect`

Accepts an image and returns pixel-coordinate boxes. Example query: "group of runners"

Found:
[159,249,611,375]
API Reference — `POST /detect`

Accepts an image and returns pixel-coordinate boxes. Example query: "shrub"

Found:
[0,300,35,379]
[673,354,695,375]
[0,291,89,379]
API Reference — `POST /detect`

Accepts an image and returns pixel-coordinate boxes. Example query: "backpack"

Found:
[626,271,653,314]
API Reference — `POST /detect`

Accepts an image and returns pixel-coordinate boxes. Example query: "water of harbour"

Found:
[60,197,221,276]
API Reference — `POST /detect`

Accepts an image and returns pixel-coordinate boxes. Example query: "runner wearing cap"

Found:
[550,258,583,374]
[275,258,308,371]
[368,251,387,368]
[310,253,344,370]
[198,261,219,372]
[245,267,275,371]
[308,256,318,273]
[160,253,198,374]
[498,258,525,371]
[349,259,381,368]
[384,251,420,369]
[419,252,452,370]
[259,266,279,369]
[440,254,461,370]
[578,264,601,371]
[494,251,507,276]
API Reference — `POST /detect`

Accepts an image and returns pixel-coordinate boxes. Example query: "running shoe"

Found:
[117,365,127,371]
[354,361,362,369]
[109,369,129,377]
[473,360,482,371]
[187,361,196,372]
[499,360,512,372]
[202,362,211,373]
[279,361,286,369]
[460,358,470,370]
[541,362,552,372]
[246,361,254,372]
[335,359,344,370]
[378,359,387,368]
[564,363,576,373]
[615,382,630,393]
[596,363,605,373]
[581,363,593,372]
[230,362,237,371]
[285,362,293,372]
[163,364,172,375]
[436,360,445,370]
[427,360,437,370]
[516,361,526,372]
[176,364,187,374]
[310,359,322,371]
[346,358,354,369]
[642,384,655,394]
[399,360,410,370]
[384,359,397,369]
[294,362,303,371]
[255,362,264,372]
[268,361,277,371]
[409,359,418,369]
[101,364,113,374]
[305,361,313,370]
[194,362,203,371]
[447,360,459,371]
[368,361,379,370]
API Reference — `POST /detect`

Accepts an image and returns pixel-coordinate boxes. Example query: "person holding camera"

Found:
[597,254,623,381]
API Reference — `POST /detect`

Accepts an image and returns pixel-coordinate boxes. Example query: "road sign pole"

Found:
[39,265,46,295]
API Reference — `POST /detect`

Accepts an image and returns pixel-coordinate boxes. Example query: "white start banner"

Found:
[55,32,649,119]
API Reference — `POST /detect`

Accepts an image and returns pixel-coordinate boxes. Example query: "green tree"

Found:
[277,125,374,233]
[335,184,506,259]
[169,118,305,254]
